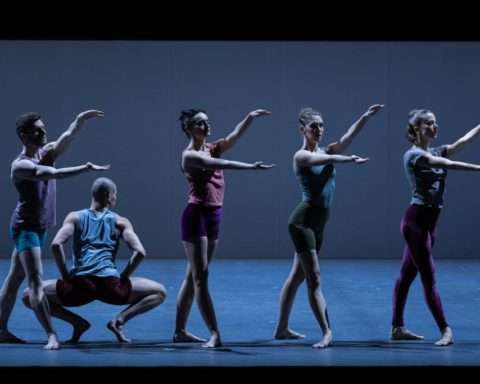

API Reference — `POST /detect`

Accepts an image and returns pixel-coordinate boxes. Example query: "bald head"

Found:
[91,177,117,207]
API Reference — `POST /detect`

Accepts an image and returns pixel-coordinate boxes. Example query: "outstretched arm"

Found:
[51,212,78,280]
[445,124,480,157]
[46,110,104,159]
[12,160,110,181]
[218,109,271,154]
[117,217,146,279]
[417,153,480,171]
[183,151,274,171]
[326,104,384,154]
[295,150,369,167]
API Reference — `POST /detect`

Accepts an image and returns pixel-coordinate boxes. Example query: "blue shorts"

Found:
[10,228,47,253]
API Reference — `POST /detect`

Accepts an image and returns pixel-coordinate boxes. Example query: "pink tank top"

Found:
[184,140,225,207]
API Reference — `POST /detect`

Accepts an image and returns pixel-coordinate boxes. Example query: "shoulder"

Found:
[114,214,132,230]
[208,139,226,157]
[64,211,81,225]
[430,145,448,157]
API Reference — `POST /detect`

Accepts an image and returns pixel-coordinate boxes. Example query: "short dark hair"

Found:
[179,109,207,138]
[91,177,117,202]
[16,112,41,139]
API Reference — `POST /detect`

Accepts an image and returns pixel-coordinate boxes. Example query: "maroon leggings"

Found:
[392,204,448,330]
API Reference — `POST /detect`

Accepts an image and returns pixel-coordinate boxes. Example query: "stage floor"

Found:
[0,258,479,367]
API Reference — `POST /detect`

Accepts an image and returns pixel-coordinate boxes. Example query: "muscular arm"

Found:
[12,159,109,181]
[48,110,104,159]
[51,212,79,280]
[117,216,146,279]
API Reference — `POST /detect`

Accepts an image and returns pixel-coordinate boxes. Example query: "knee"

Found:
[305,273,321,291]
[27,273,43,289]
[397,270,417,286]
[420,274,436,291]
[156,284,167,302]
[286,274,304,288]
[21,288,31,307]
[193,270,209,289]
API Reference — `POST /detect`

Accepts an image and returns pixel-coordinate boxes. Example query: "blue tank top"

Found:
[10,147,56,230]
[295,148,336,208]
[70,209,120,278]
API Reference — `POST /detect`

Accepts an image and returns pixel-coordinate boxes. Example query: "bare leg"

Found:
[0,248,26,343]
[107,277,166,343]
[174,239,218,343]
[18,248,59,350]
[22,280,90,343]
[297,249,332,349]
[274,253,306,339]
[181,238,221,348]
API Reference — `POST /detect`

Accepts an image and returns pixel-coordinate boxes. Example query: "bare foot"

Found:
[435,327,454,346]
[391,326,424,340]
[44,333,60,350]
[274,328,306,340]
[107,320,131,343]
[312,330,333,348]
[173,330,207,343]
[66,320,91,343]
[202,333,222,348]
[0,330,26,344]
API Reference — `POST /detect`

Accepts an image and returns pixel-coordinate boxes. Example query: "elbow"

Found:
[51,242,62,252]
[135,247,146,260]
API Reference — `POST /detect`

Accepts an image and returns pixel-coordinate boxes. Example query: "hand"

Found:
[364,104,384,117]
[86,162,110,171]
[77,110,105,121]
[252,161,275,169]
[62,270,72,281]
[351,155,369,164]
[248,109,272,118]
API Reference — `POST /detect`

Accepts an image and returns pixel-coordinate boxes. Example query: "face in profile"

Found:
[24,119,47,146]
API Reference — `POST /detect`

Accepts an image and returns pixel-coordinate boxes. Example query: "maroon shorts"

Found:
[56,275,132,307]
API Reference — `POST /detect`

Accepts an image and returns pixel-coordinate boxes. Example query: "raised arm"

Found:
[117,217,146,279]
[217,109,271,154]
[417,153,480,171]
[295,150,369,167]
[445,124,480,157]
[46,110,104,159]
[12,159,110,181]
[326,104,384,154]
[183,151,274,171]
[51,212,79,280]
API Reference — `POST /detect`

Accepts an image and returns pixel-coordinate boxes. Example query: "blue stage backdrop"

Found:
[1,41,480,259]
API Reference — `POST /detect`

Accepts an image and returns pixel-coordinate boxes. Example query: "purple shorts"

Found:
[181,203,222,241]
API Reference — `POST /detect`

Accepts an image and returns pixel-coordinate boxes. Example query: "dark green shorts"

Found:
[288,202,330,253]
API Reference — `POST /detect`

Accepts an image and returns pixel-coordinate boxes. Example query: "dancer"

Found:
[22,177,166,344]
[392,109,480,346]
[174,108,274,348]
[0,110,109,349]
[274,104,384,348]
